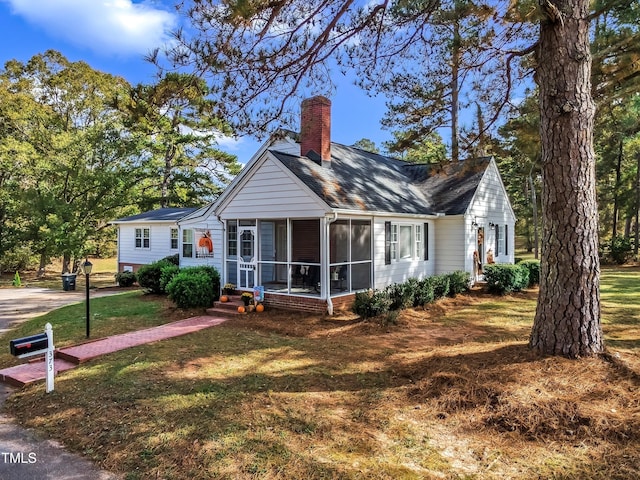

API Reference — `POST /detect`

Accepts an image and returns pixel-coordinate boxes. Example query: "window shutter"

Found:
[385,221,391,265]
[495,225,499,254]
[424,223,429,261]
[505,224,509,255]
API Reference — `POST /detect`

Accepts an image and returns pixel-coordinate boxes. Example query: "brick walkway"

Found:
[0,316,228,387]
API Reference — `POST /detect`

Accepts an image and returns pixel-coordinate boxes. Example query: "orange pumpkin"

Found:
[256,304,265,313]
[220,295,228,303]
[237,306,245,313]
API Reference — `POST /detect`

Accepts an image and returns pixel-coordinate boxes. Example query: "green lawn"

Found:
[0,257,118,289]
[2,266,639,480]
[0,291,187,368]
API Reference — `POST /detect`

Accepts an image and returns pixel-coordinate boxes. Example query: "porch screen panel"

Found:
[351,220,371,261]
[291,220,320,263]
[330,220,349,264]
[351,263,371,291]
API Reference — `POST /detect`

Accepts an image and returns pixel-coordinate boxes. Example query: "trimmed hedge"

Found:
[115,270,136,287]
[159,264,180,293]
[517,259,540,286]
[136,259,174,294]
[166,271,215,309]
[483,264,529,295]
[353,271,471,319]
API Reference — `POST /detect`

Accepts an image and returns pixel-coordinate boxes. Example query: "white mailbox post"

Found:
[9,323,55,393]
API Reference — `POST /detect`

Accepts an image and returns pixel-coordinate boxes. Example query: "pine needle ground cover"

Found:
[3,267,639,479]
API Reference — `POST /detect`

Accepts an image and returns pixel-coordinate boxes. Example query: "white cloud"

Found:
[214,133,244,152]
[3,0,176,56]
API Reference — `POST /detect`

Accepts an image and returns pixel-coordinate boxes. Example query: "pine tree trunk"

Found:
[450,20,460,163]
[529,0,604,357]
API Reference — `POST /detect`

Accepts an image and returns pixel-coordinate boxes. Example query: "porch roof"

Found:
[270,143,490,216]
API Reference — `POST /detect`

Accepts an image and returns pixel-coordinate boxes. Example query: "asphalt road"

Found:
[0,287,122,480]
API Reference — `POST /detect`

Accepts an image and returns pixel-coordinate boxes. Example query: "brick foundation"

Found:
[261,292,356,314]
[118,263,145,273]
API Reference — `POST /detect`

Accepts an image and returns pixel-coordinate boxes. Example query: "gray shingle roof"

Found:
[111,207,198,223]
[270,142,490,215]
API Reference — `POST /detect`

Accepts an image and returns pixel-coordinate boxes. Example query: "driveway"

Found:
[0,287,122,480]
[0,287,121,335]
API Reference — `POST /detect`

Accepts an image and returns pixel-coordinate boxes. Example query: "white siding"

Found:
[434,216,466,275]
[117,223,179,266]
[220,156,329,219]
[467,161,516,265]
[373,217,435,289]
[178,220,224,275]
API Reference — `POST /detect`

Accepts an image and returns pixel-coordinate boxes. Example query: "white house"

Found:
[112,96,516,313]
[187,96,515,313]
[111,207,197,272]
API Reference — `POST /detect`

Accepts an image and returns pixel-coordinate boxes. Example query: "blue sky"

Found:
[0,0,393,163]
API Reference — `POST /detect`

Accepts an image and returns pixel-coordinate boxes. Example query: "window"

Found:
[399,225,413,259]
[182,229,193,258]
[227,222,238,257]
[385,223,427,262]
[170,228,178,250]
[135,228,150,249]
[496,225,506,256]
[390,224,398,261]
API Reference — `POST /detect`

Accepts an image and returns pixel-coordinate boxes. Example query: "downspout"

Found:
[325,211,338,315]
[217,215,225,297]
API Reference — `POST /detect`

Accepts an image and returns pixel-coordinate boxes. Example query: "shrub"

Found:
[114,271,136,287]
[518,259,540,286]
[430,274,451,299]
[353,290,392,319]
[181,266,220,300]
[610,237,633,265]
[0,246,37,273]
[166,271,215,309]
[163,254,180,266]
[414,278,435,307]
[136,259,174,294]
[385,282,414,311]
[159,264,180,292]
[447,271,471,296]
[484,264,529,295]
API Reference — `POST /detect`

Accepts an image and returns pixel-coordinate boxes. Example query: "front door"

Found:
[477,227,485,265]
[238,227,257,289]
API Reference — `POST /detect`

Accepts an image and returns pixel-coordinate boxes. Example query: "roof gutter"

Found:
[330,209,445,219]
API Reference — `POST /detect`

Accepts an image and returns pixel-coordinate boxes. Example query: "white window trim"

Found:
[390,223,423,262]
[182,229,194,258]
[170,228,178,250]
[497,225,505,256]
[135,227,150,250]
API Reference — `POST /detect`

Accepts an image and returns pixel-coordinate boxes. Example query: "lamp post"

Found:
[83,259,93,338]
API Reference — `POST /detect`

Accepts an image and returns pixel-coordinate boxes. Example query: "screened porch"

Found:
[224,217,372,298]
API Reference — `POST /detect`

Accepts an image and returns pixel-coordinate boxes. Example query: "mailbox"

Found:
[10,333,49,357]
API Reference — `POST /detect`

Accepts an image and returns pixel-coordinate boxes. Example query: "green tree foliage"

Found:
[351,138,379,153]
[0,50,138,272]
[0,51,242,273]
[384,130,447,164]
[120,73,242,210]
[380,1,497,162]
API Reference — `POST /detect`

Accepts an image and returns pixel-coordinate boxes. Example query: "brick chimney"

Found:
[300,96,331,164]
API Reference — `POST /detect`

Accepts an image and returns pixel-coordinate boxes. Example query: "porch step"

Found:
[208,295,247,316]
